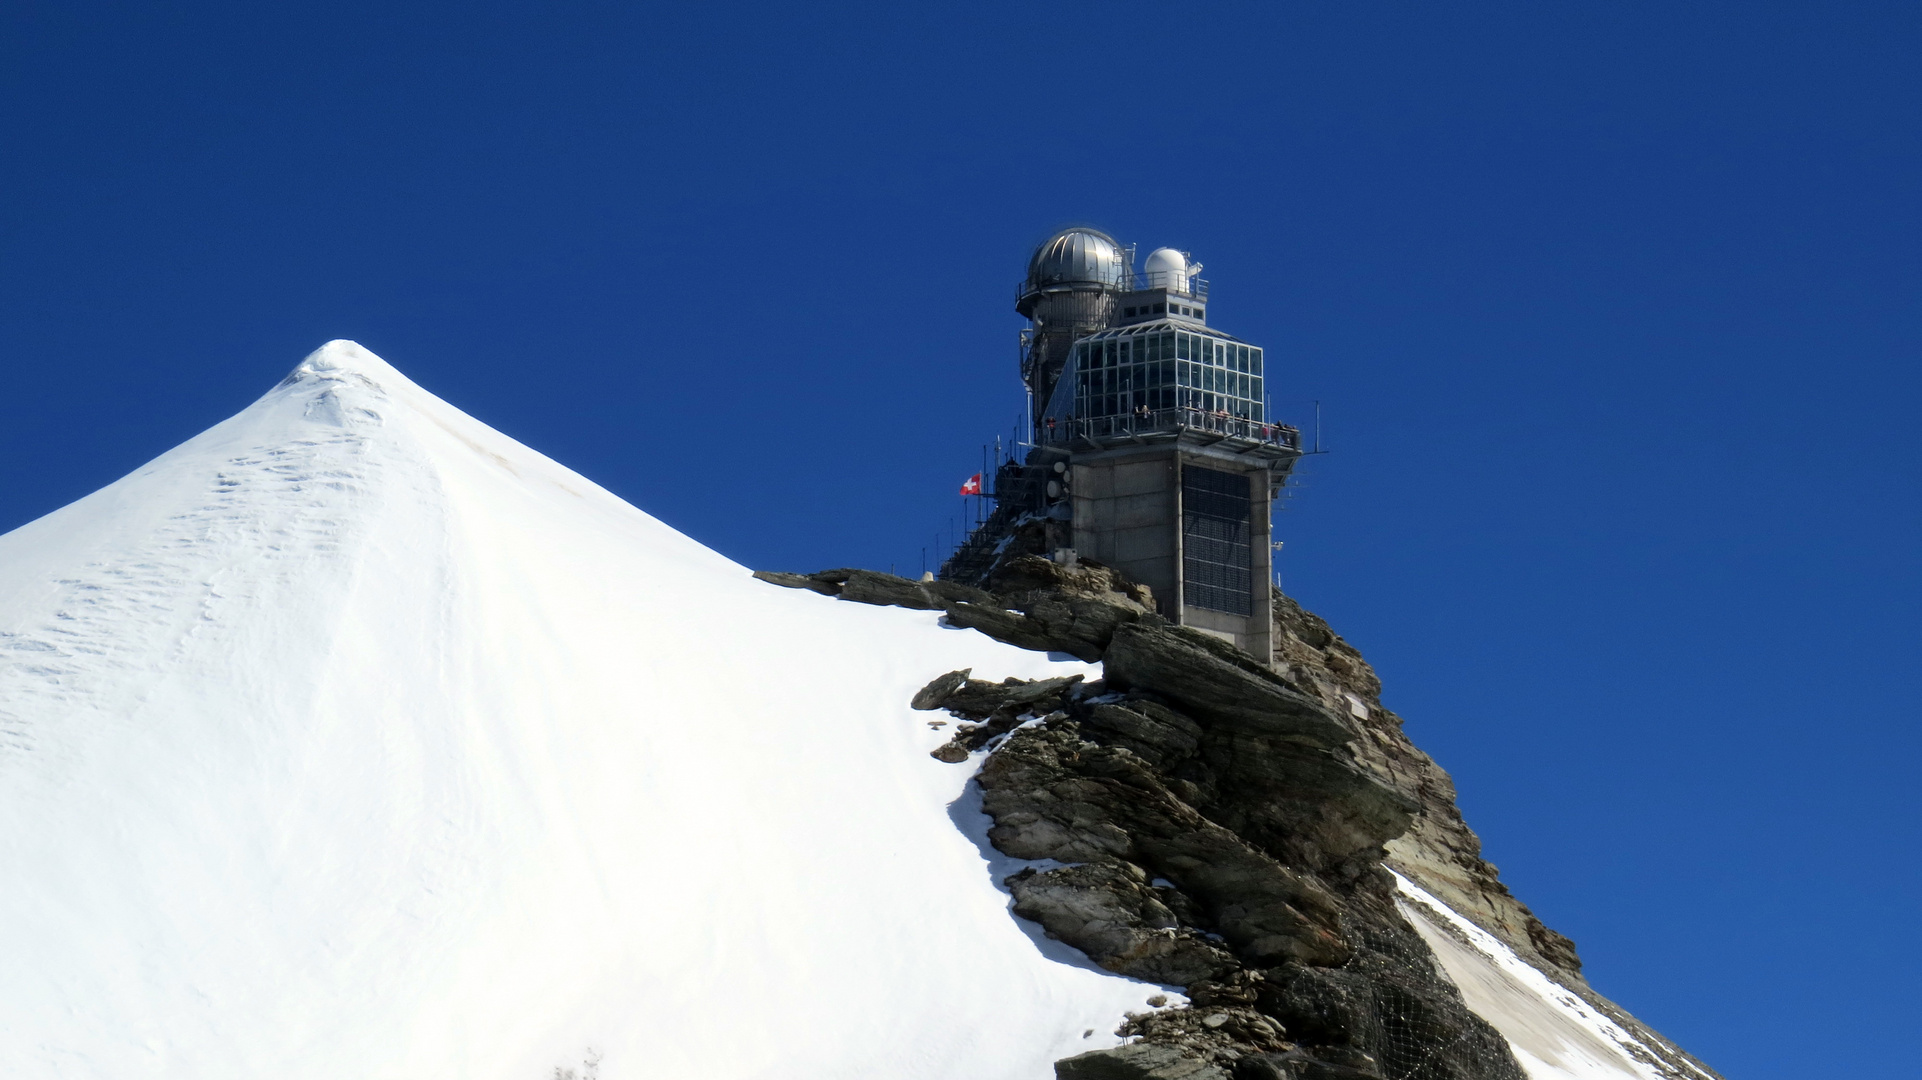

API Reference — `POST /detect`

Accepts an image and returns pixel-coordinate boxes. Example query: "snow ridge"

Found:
[0,342,1155,1080]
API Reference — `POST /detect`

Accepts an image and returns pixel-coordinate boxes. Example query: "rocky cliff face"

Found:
[754,559,1719,1080]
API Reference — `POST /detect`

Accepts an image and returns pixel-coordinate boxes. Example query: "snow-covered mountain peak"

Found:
[279,337,402,388]
[0,345,1148,1080]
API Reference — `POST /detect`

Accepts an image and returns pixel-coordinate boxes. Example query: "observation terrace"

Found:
[1037,405,1300,458]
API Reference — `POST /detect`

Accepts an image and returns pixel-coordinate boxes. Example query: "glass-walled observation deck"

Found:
[1037,321,1297,448]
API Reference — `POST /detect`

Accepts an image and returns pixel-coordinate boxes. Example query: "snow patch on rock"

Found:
[1394,872,1708,1080]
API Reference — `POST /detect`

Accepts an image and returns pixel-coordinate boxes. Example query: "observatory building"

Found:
[943,228,1303,660]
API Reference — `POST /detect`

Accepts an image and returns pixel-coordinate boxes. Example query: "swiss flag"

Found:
[959,473,982,496]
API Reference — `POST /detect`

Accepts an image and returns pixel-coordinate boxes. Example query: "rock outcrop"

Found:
[756,559,1721,1080]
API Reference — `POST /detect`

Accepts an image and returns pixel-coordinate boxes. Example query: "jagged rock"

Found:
[929,741,971,764]
[1055,1042,1230,1080]
[767,557,1158,662]
[1118,1005,1290,1059]
[942,601,1076,657]
[988,554,1156,613]
[929,704,1038,760]
[839,569,943,609]
[1187,969,1263,1007]
[1103,624,1354,749]
[924,577,998,607]
[1006,862,1236,985]
[1081,701,1203,768]
[921,673,1086,762]
[1231,1051,1380,1080]
[979,726,1351,967]
[1252,944,1522,1080]
[1018,591,1158,659]
[749,569,840,595]
[1069,696,1414,876]
[772,568,1000,612]
[941,674,1083,720]
[910,668,971,711]
[1186,736,1418,876]
[1253,965,1382,1052]
[935,556,1167,661]
[987,556,1163,659]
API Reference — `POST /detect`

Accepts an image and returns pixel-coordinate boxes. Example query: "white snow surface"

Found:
[1393,873,1707,1080]
[0,342,1158,1079]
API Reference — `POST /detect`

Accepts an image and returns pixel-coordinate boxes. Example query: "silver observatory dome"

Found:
[1025,227,1126,291]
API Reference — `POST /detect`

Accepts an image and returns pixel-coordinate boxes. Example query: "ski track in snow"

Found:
[0,427,376,772]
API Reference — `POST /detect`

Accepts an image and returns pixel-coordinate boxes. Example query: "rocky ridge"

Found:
[753,559,1720,1080]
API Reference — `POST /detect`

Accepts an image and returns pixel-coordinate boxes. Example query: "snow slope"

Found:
[0,342,1155,1079]
[1394,874,1711,1080]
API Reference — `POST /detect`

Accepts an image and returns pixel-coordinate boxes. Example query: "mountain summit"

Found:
[0,342,1148,1078]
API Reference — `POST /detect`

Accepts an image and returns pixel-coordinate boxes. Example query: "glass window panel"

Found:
[1250,348,1263,376]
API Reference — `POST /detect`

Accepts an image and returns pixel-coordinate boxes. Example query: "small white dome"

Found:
[1142,247,1189,290]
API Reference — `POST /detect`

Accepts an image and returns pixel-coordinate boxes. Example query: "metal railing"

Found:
[1123,270,1209,299]
[1036,407,1300,449]
[1014,271,1210,304]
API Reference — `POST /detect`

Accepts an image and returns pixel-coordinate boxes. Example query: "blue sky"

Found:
[3,3,1917,1075]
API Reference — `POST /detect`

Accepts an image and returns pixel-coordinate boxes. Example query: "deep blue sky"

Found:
[4,3,1917,1075]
